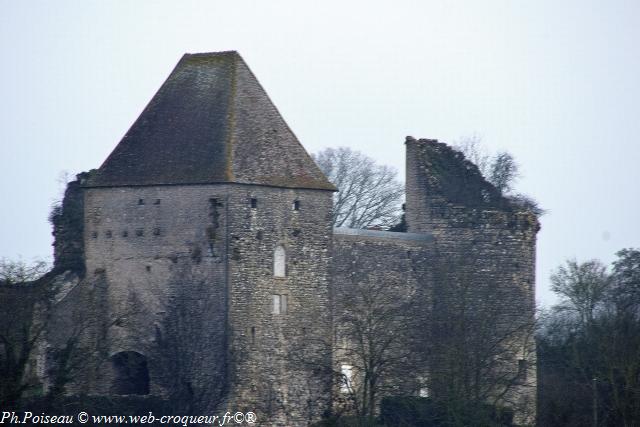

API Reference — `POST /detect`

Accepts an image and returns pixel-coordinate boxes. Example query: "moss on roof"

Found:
[86,51,335,191]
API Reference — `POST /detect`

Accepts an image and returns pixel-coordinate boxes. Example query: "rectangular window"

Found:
[138,198,145,205]
[340,364,353,394]
[517,359,528,383]
[250,198,257,209]
[272,294,288,314]
[417,375,430,397]
[293,200,300,211]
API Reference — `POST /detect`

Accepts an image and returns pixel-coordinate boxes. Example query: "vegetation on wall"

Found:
[537,248,640,427]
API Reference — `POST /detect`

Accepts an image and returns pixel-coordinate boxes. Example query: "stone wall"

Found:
[5,134,540,426]
[81,182,334,425]
[405,137,539,425]
[224,185,334,426]
[331,229,434,411]
[82,184,231,405]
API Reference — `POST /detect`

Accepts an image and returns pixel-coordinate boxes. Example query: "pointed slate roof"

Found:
[86,51,335,191]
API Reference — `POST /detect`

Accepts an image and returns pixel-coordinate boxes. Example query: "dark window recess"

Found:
[110,351,150,395]
[191,246,202,263]
[251,326,256,344]
[250,198,258,209]
[293,200,300,211]
[153,199,161,205]
[136,229,144,237]
[92,231,98,239]
[517,359,528,383]
[153,227,161,236]
[122,230,128,238]
[292,229,301,237]
[145,265,151,272]
[138,199,145,205]
[106,230,112,238]
[256,231,263,240]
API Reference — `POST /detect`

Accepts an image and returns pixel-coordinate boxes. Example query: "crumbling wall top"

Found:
[405,136,508,210]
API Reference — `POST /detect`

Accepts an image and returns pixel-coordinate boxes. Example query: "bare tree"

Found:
[153,264,227,414]
[334,276,419,422]
[452,136,547,219]
[426,247,537,426]
[550,259,611,326]
[0,258,50,285]
[611,248,640,312]
[312,147,404,228]
[489,152,519,194]
[453,136,520,195]
[538,252,640,426]
[453,134,491,178]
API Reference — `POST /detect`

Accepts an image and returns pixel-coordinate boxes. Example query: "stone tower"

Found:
[405,137,539,424]
[6,54,540,426]
[82,52,335,425]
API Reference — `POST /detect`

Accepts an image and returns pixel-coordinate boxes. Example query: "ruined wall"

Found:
[82,184,231,406]
[331,229,434,410]
[405,137,539,425]
[50,172,96,274]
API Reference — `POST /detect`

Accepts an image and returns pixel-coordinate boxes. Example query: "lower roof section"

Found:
[333,227,434,243]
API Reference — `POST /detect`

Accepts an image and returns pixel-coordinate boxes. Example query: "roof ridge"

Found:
[87,51,336,191]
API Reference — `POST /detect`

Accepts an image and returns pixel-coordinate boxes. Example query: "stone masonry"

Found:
[1,51,539,426]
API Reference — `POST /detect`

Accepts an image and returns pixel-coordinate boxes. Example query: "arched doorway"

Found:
[109,351,150,395]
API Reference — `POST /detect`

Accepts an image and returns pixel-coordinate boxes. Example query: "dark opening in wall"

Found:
[250,198,257,209]
[136,229,144,237]
[138,199,145,205]
[92,231,98,239]
[517,359,528,384]
[106,230,112,238]
[251,326,256,345]
[122,230,128,238]
[153,227,161,236]
[293,200,300,211]
[191,246,202,263]
[110,351,150,395]
[153,199,161,205]
[145,265,151,272]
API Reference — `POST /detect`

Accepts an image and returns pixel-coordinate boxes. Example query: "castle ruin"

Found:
[0,51,538,426]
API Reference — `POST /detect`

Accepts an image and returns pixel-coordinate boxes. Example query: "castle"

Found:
[1,52,538,426]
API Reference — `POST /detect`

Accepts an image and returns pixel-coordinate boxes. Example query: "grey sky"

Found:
[1,1,639,307]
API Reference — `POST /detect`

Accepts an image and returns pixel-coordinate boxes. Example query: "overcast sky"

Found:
[1,1,639,307]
